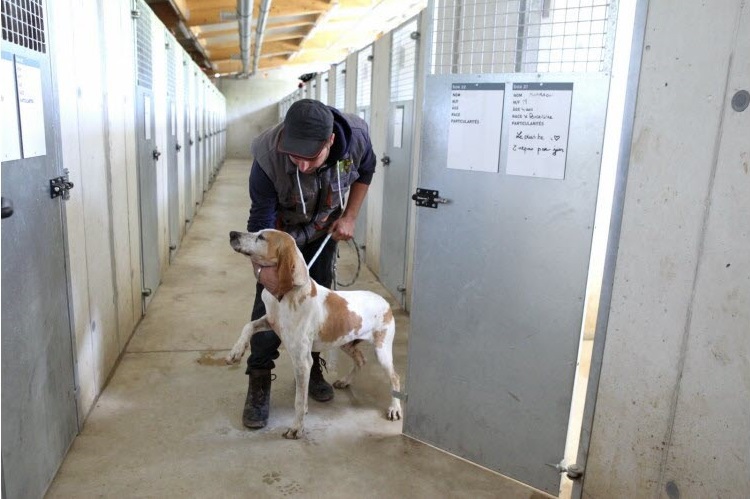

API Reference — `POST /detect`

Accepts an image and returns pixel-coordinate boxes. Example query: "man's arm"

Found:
[248,160,277,232]
[247,161,283,294]
[330,181,369,241]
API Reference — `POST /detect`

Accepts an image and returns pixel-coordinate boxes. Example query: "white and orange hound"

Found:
[227,229,401,439]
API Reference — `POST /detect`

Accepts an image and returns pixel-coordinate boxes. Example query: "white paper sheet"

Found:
[15,55,46,158]
[393,106,404,148]
[447,82,505,172]
[1,52,21,162]
[506,82,573,179]
[144,95,152,140]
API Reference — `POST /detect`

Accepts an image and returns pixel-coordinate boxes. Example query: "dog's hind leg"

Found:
[226,316,272,364]
[333,340,366,389]
[373,322,401,421]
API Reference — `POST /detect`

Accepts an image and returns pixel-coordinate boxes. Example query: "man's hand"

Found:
[253,262,280,295]
[330,216,355,241]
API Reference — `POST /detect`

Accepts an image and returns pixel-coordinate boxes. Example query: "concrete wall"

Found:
[584,1,750,496]
[364,33,392,275]
[221,74,300,159]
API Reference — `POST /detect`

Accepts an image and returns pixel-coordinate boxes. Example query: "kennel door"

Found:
[403,72,609,495]
[1,2,79,495]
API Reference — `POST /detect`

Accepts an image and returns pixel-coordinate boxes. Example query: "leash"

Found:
[305,159,350,271]
[307,233,333,270]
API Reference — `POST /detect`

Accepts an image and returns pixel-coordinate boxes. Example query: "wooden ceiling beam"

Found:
[184,0,235,11]
[268,0,331,17]
[263,32,307,43]
[207,45,240,60]
[196,27,238,40]
[262,40,300,53]
[215,59,242,74]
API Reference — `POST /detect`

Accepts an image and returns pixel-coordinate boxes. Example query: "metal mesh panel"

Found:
[390,18,418,102]
[1,0,46,53]
[334,61,346,109]
[167,34,176,97]
[431,0,614,75]
[136,1,153,89]
[356,45,373,108]
[319,74,328,104]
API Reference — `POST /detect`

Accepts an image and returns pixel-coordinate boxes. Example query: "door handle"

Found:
[1,197,14,219]
[381,155,391,166]
[153,149,161,161]
[176,143,182,151]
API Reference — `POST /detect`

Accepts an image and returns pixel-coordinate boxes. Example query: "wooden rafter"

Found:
[147,0,426,76]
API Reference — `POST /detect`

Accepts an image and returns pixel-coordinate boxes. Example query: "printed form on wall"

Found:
[1,51,21,162]
[506,82,573,180]
[15,55,46,158]
[447,83,505,172]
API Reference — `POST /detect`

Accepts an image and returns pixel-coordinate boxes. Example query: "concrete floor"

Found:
[47,160,549,498]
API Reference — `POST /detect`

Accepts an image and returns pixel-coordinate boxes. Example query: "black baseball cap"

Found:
[277,99,334,158]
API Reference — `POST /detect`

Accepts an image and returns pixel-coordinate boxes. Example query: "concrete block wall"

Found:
[584,1,750,496]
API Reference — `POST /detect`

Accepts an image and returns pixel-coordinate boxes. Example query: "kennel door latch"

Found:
[50,170,75,200]
[412,188,450,209]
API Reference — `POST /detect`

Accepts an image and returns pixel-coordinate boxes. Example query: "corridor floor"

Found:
[47,159,545,498]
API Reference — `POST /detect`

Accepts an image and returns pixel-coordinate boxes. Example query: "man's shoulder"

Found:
[251,122,284,161]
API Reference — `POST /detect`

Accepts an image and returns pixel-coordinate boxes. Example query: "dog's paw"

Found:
[225,344,246,364]
[332,379,350,389]
[387,406,402,421]
[283,427,303,440]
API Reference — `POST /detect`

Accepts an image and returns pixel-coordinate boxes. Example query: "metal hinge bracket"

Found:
[547,461,584,480]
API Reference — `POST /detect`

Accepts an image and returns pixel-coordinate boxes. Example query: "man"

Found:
[242,98,376,429]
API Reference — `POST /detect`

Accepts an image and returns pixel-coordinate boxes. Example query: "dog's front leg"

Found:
[283,349,312,440]
[226,316,271,364]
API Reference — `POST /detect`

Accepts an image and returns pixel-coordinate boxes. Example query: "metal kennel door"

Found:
[355,45,373,248]
[379,18,418,307]
[403,0,617,494]
[183,58,193,226]
[166,38,179,259]
[135,1,160,309]
[1,1,79,496]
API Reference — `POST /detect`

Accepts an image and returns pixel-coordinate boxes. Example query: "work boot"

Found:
[243,369,273,429]
[309,352,334,402]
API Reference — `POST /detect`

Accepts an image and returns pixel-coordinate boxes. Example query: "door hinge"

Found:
[412,188,450,209]
[50,170,75,200]
[547,461,584,480]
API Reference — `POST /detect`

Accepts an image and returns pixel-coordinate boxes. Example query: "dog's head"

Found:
[229,229,308,295]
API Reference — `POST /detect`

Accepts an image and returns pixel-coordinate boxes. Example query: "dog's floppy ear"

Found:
[276,237,308,296]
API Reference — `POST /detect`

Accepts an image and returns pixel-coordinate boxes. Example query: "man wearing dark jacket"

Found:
[242,98,376,429]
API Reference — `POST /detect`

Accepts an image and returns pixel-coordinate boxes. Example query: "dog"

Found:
[227,229,402,439]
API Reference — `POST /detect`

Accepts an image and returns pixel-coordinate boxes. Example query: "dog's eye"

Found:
[257,233,265,241]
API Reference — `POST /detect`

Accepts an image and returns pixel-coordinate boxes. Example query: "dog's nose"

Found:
[229,231,240,241]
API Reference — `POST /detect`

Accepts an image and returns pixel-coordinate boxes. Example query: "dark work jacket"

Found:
[247,107,376,246]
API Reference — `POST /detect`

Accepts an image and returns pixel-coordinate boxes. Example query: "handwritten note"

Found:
[447,82,505,172]
[506,82,573,179]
